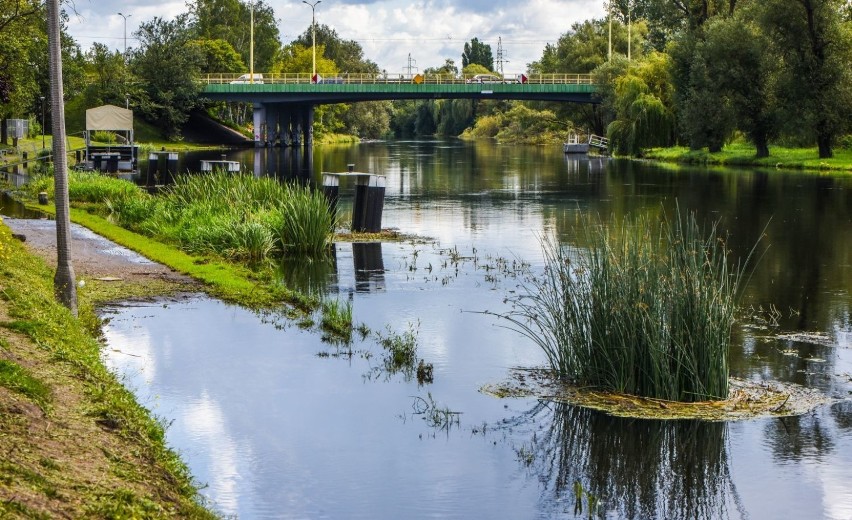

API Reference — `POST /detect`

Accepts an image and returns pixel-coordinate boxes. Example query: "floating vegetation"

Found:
[776,332,836,348]
[482,368,833,421]
[364,322,433,384]
[410,392,461,431]
[492,209,763,402]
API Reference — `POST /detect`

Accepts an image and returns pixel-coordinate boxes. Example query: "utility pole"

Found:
[249,1,255,84]
[303,1,322,80]
[628,0,632,61]
[404,53,418,76]
[117,12,131,58]
[495,36,508,76]
[608,1,612,62]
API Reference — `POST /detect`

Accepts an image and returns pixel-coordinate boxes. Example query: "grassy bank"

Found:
[20,171,328,312]
[642,142,852,173]
[0,218,219,518]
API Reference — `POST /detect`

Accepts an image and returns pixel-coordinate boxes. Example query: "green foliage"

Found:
[291,24,378,73]
[604,52,675,155]
[0,359,51,408]
[320,298,353,342]
[502,210,756,402]
[274,43,338,75]
[189,38,245,73]
[530,18,647,75]
[130,16,203,140]
[463,38,494,71]
[189,0,281,71]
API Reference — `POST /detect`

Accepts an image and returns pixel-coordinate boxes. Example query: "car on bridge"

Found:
[466,74,522,84]
[230,73,264,84]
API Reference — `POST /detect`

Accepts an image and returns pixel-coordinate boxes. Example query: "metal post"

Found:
[249,1,254,84]
[303,1,322,80]
[39,96,45,149]
[117,12,131,57]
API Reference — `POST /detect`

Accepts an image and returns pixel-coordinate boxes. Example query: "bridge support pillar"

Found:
[265,104,280,147]
[280,107,293,147]
[252,103,266,147]
[303,105,314,148]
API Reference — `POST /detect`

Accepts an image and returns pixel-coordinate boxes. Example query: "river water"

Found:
[97,140,851,519]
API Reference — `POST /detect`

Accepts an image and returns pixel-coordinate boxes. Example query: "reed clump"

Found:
[505,211,756,402]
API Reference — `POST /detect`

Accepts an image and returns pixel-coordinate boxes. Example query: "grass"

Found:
[320,298,354,342]
[0,360,51,409]
[0,217,218,517]
[501,209,757,402]
[642,141,852,173]
[21,171,336,310]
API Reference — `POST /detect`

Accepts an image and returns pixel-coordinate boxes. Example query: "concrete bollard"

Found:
[322,174,340,219]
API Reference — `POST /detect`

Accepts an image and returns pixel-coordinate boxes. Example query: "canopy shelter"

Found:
[84,104,134,145]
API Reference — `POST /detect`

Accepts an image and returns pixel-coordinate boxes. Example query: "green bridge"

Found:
[199,73,599,146]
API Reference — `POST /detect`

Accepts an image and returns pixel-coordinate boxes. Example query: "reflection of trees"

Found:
[764,413,835,462]
[511,402,743,519]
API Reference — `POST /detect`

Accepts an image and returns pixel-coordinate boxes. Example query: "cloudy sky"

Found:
[65,0,606,73]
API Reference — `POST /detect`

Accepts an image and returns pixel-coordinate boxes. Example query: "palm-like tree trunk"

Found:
[47,0,77,316]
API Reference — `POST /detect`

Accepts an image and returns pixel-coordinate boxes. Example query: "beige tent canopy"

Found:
[85,104,134,144]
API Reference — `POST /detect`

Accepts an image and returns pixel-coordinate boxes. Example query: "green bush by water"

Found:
[505,211,757,402]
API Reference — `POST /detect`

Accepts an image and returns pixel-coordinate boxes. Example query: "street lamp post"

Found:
[303,0,321,80]
[117,12,131,57]
[39,96,45,149]
[249,1,255,84]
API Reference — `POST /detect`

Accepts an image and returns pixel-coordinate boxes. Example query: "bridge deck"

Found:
[201,73,598,104]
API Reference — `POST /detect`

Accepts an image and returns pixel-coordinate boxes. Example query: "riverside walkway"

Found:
[199,73,598,146]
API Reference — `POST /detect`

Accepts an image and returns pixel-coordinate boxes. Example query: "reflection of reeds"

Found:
[504,210,753,402]
[518,402,740,520]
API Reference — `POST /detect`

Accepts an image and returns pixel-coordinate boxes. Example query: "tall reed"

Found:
[505,210,756,402]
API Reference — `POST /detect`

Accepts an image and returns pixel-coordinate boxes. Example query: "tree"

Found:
[189,38,245,73]
[758,0,852,158]
[0,0,43,144]
[130,16,202,139]
[189,0,280,71]
[46,0,77,315]
[700,15,778,157]
[291,24,378,73]
[462,38,493,71]
[604,52,676,155]
[274,43,337,75]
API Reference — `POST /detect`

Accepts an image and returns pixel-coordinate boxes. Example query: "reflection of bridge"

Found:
[200,73,599,147]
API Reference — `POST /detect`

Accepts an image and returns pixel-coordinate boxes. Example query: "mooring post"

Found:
[146,152,158,187]
[166,152,178,184]
[322,173,340,219]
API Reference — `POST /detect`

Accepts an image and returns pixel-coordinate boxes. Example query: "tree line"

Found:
[2,0,850,155]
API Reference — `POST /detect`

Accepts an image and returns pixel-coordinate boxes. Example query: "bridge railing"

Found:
[201,73,594,86]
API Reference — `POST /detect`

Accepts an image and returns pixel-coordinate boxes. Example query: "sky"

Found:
[65,0,606,74]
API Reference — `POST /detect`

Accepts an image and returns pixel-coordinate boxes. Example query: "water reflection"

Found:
[512,402,741,520]
[276,241,386,296]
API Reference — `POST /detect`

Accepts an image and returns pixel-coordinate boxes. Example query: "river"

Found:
[95,139,851,519]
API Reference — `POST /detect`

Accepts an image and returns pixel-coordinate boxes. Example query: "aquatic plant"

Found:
[503,210,758,402]
[274,184,337,257]
[320,298,353,342]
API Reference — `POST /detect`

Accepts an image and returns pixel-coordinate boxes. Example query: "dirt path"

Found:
[3,217,192,284]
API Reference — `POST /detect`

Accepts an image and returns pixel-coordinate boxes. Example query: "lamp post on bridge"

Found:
[249,1,255,84]
[303,0,321,81]
[117,12,131,58]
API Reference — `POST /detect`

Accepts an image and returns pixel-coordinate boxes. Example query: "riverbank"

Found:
[0,217,218,518]
[642,142,852,173]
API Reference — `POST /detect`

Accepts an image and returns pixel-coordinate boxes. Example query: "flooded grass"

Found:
[496,210,759,402]
[320,298,354,343]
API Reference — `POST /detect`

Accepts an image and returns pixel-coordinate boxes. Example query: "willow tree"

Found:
[603,52,676,156]
[47,0,77,315]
